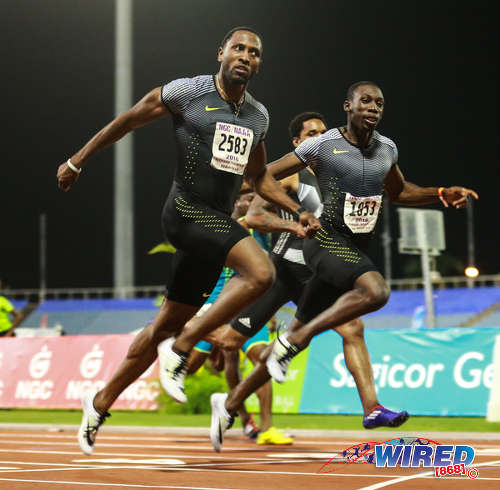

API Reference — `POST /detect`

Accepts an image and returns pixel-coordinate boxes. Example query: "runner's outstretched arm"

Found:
[385,164,478,208]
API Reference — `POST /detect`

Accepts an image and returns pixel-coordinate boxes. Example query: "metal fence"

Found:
[2,275,500,301]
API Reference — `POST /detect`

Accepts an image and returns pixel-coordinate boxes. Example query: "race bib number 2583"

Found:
[211,122,254,175]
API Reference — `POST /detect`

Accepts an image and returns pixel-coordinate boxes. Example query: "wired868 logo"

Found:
[318,437,479,479]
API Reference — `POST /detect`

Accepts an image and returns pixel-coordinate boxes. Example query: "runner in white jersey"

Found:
[56,26,320,455]
[209,81,478,452]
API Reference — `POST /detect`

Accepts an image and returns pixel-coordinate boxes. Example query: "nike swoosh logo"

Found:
[205,105,222,111]
[202,292,210,297]
[333,148,349,154]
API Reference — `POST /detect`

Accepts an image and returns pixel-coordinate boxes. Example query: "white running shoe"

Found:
[210,393,234,453]
[266,335,299,383]
[77,391,110,455]
[158,338,188,404]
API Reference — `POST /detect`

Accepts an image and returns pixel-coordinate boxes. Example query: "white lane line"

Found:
[0,433,206,442]
[0,479,245,490]
[358,459,500,489]
[0,448,272,461]
[0,439,258,452]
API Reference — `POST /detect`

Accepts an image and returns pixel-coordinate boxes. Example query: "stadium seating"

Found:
[11,286,500,335]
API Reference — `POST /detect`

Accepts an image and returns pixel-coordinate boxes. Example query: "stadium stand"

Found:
[11,286,500,336]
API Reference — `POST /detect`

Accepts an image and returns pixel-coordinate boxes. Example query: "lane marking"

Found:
[358,459,500,489]
[72,458,185,465]
[0,479,245,489]
[0,448,278,461]
[0,439,258,452]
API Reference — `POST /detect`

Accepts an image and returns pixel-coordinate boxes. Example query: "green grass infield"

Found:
[1,409,500,433]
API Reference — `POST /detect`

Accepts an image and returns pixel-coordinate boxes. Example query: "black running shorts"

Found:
[162,184,249,307]
[296,227,378,323]
[231,253,312,337]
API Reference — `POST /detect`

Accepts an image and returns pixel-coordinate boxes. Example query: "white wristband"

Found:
[67,158,82,174]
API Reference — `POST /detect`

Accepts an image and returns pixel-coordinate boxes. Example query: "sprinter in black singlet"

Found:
[209,81,478,452]
[208,112,406,431]
[57,27,320,456]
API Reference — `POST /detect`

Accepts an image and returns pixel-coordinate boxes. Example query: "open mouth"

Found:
[234,65,249,75]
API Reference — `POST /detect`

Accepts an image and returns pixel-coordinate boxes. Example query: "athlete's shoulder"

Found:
[373,130,398,162]
[161,74,215,113]
[373,130,397,150]
[244,91,269,122]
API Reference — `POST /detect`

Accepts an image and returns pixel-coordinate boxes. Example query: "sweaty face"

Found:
[293,118,327,147]
[345,84,385,131]
[217,31,262,84]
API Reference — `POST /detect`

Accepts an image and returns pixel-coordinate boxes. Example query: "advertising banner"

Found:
[300,327,499,416]
[0,334,159,409]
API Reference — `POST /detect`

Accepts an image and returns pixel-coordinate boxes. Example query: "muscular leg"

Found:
[223,349,252,425]
[173,236,275,353]
[334,319,379,415]
[246,344,272,431]
[93,298,198,414]
[289,271,389,349]
[186,349,209,375]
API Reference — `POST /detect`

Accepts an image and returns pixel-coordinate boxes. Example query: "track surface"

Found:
[0,429,499,489]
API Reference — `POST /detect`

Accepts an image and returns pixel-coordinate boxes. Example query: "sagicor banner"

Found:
[300,327,500,416]
[0,334,159,409]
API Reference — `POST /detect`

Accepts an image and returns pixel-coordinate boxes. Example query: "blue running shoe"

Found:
[363,405,409,429]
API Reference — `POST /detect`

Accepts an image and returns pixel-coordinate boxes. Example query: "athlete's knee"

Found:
[247,262,275,294]
[335,317,365,341]
[361,283,390,312]
[219,336,245,351]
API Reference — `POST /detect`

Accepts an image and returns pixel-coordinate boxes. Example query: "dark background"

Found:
[0,0,497,289]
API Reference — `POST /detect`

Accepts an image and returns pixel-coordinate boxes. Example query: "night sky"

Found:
[1,0,497,289]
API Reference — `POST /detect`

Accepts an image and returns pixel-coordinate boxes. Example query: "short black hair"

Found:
[288,112,328,140]
[220,26,262,48]
[346,81,380,101]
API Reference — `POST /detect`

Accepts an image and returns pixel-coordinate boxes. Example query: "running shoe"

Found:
[243,416,260,440]
[210,393,234,452]
[363,405,410,429]
[158,337,188,404]
[77,391,110,455]
[257,427,293,445]
[266,335,299,383]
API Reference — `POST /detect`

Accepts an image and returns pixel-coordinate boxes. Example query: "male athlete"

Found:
[56,26,319,455]
[209,81,478,451]
[205,112,407,444]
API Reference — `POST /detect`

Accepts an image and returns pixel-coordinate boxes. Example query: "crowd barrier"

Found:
[0,334,159,410]
[1,328,499,416]
[245,327,500,416]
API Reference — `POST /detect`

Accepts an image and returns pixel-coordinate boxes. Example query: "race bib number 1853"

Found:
[343,193,382,233]
[211,122,254,175]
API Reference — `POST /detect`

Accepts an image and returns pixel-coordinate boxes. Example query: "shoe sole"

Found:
[78,395,94,455]
[364,412,410,430]
[210,394,223,453]
[387,412,410,428]
[159,371,187,404]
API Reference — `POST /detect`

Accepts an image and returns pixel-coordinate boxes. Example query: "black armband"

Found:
[293,206,307,219]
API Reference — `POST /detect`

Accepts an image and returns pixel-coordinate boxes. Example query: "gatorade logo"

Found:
[29,345,52,379]
[80,345,104,379]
